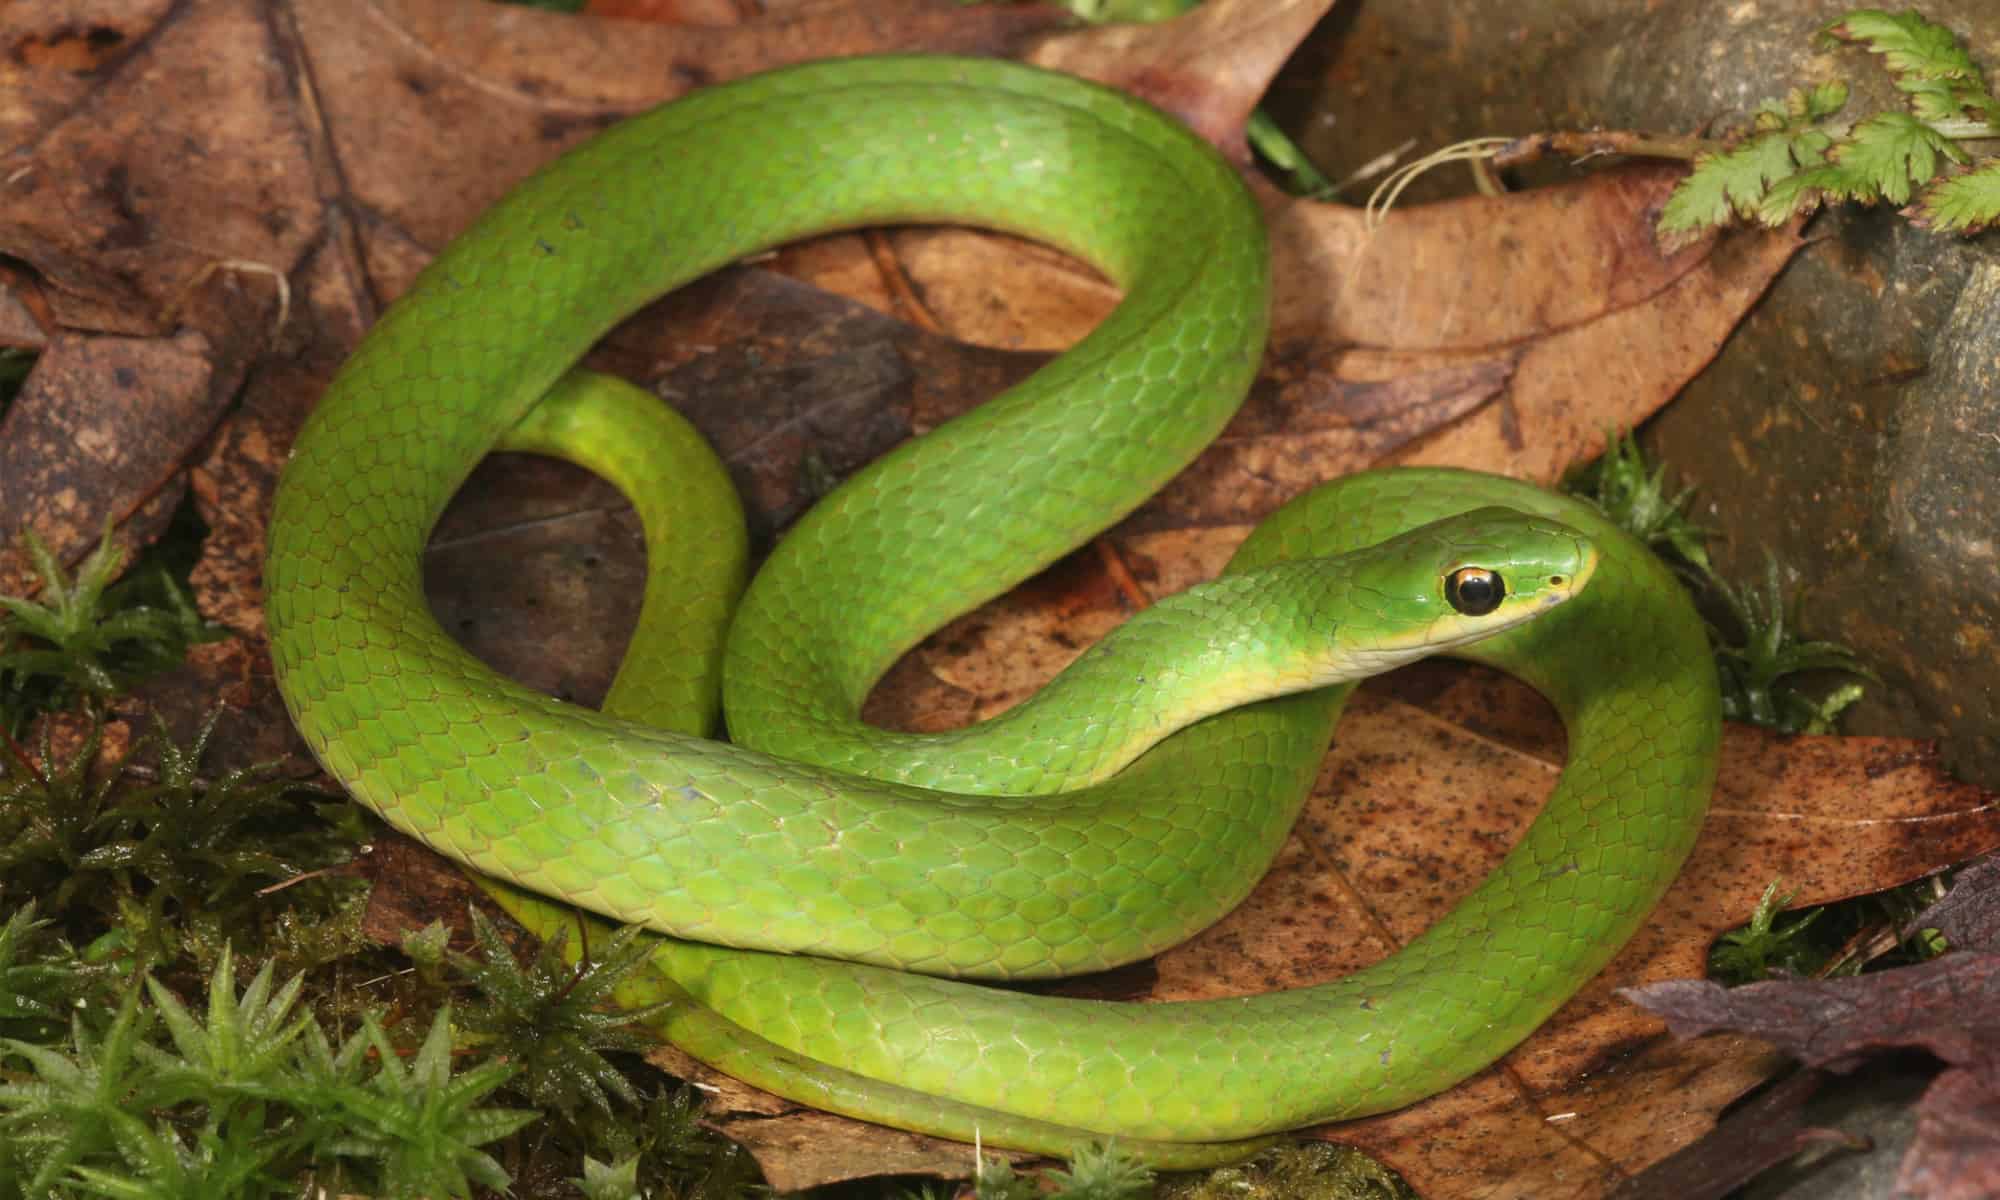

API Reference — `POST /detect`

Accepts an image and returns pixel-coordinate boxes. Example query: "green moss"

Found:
[1,515,223,735]
[1160,1144,1416,1200]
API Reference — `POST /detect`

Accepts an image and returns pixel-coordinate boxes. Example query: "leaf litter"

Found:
[1625,856,2000,1200]
[0,0,1995,1195]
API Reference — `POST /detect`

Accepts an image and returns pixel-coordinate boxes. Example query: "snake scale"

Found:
[265,55,1721,1164]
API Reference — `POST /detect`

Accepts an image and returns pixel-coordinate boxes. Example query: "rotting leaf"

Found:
[13,24,133,74]
[0,1,308,348]
[1605,1069,1865,1200]
[1027,0,1322,159]
[287,0,1073,262]
[1911,853,2000,952]
[0,333,221,596]
[1625,952,2000,1200]
[1623,954,2000,1075]
[1898,1068,2000,1200]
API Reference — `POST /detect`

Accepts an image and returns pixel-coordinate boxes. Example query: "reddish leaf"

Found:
[1915,854,2000,953]
[1625,955,2000,1073]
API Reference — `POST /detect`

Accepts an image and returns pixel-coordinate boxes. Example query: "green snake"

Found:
[265,56,1721,1164]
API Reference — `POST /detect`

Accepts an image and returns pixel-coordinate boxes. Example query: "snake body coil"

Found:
[266,56,1720,1162]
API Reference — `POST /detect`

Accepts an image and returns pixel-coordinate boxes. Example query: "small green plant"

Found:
[1563,433,1875,737]
[1708,880,1829,983]
[973,1154,1040,1200]
[441,909,665,1122]
[1658,9,2000,242]
[308,1006,539,1198]
[1046,1142,1156,1200]
[952,1143,1158,1200]
[1709,873,1953,984]
[0,946,543,1199]
[1561,430,1714,580]
[0,719,126,916]
[89,712,348,914]
[0,712,752,1195]
[575,1154,645,1200]
[141,943,313,1104]
[64,1118,289,1200]
[1162,1143,1418,1200]
[0,903,112,1044]
[0,713,359,955]
[1,527,221,733]
[1370,10,2000,240]
[1710,557,1877,735]
[0,980,162,1194]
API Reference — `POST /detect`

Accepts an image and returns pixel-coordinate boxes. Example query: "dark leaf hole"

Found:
[17,25,127,73]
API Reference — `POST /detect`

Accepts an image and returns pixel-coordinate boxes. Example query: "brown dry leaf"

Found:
[587,0,742,23]
[0,270,49,347]
[0,3,307,339]
[1901,1069,2000,1200]
[0,332,220,592]
[618,270,1046,543]
[0,0,302,588]
[0,0,1068,628]
[290,0,1067,268]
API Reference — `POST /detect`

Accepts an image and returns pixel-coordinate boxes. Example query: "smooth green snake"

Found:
[265,55,1721,1164]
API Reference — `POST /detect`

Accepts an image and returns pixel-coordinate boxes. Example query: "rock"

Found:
[1281,0,2000,785]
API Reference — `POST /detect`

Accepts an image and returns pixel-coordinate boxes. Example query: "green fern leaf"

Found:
[1910,160,2000,232]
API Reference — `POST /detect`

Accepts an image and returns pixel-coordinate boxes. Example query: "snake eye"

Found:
[1445,567,1505,616]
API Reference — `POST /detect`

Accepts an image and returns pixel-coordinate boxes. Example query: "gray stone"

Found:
[1281,0,2000,785]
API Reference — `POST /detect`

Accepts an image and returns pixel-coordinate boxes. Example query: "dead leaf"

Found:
[632,271,1040,542]
[1623,858,2000,1200]
[1031,0,1330,160]
[1605,1069,1866,1200]
[1913,853,2000,952]
[0,1,304,349]
[0,332,220,592]
[0,275,47,347]
[1629,965,2000,1200]
[658,1084,1032,1192]
[1625,956,2000,1082]
[1901,1068,2000,1200]
[587,0,742,23]
[293,0,1070,263]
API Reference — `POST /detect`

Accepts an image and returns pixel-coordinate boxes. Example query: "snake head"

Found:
[1201,506,1602,692]
[1419,505,1599,644]
[1288,505,1600,675]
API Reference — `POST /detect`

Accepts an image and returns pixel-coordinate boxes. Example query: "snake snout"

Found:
[1552,535,1601,605]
